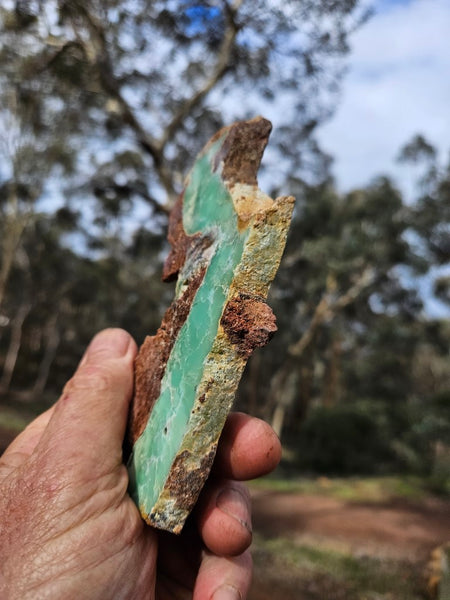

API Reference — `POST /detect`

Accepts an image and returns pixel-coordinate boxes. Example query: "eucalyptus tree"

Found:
[0,0,367,212]
[0,0,367,401]
[0,208,169,400]
[250,176,430,437]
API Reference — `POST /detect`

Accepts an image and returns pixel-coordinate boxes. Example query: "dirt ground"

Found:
[251,489,449,561]
[249,488,450,599]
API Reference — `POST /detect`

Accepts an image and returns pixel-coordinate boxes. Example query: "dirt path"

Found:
[251,489,450,561]
[250,489,450,599]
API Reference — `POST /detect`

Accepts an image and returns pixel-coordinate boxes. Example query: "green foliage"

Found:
[294,404,395,475]
[249,475,430,502]
[288,397,450,479]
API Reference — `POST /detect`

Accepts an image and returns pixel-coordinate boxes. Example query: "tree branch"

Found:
[157,1,241,152]
[267,266,376,421]
[288,267,375,358]
[69,5,175,206]
[35,40,82,74]
[64,2,242,208]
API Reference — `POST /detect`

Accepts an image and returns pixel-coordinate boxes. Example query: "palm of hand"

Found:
[0,330,279,600]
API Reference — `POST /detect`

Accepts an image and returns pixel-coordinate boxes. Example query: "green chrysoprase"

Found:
[127,117,294,533]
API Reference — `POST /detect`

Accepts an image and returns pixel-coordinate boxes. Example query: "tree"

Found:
[0,0,368,401]
[0,0,368,211]
[0,95,70,309]
[0,206,170,403]
[245,172,442,439]
[398,134,450,268]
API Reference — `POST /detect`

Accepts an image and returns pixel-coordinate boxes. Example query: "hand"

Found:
[0,329,281,599]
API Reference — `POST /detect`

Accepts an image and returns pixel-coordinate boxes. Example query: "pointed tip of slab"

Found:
[210,116,272,186]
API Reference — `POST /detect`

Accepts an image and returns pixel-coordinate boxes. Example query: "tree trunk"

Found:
[0,240,17,311]
[271,404,286,439]
[322,334,342,407]
[268,267,375,442]
[0,184,28,311]
[32,313,60,397]
[267,297,328,437]
[293,364,314,425]
[270,369,299,439]
[246,353,261,418]
[0,300,32,391]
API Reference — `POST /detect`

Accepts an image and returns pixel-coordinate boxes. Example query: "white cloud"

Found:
[317,0,450,194]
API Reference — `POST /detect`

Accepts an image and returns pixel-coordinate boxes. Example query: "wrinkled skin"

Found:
[0,329,281,599]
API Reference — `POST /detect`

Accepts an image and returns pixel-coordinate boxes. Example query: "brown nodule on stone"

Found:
[212,117,272,186]
[221,293,278,358]
[162,193,196,282]
[165,447,217,512]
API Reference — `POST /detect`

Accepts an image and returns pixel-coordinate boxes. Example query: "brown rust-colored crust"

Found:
[127,187,215,445]
[162,193,196,282]
[127,263,207,445]
[164,447,217,512]
[212,117,272,186]
[220,293,278,358]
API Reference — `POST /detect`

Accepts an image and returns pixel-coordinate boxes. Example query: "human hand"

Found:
[0,328,281,599]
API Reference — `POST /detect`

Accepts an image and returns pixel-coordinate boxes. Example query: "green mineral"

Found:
[127,117,294,533]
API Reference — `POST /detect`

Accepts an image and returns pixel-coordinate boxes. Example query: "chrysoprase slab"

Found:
[127,117,294,533]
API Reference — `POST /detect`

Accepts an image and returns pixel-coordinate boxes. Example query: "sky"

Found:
[317,0,450,195]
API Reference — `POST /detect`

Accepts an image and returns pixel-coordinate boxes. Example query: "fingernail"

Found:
[86,329,131,361]
[216,487,252,533]
[212,585,242,600]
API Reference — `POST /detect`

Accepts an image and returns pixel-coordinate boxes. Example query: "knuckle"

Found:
[63,363,117,394]
[232,481,251,505]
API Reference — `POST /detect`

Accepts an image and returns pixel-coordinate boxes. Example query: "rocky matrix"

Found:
[127,117,295,533]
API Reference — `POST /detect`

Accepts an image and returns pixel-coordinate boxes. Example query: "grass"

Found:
[249,474,429,503]
[0,408,30,432]
[0,392,55,437]
[251,534,425,600]
[249,474,447,598]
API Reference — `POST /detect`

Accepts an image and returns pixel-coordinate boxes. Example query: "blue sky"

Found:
[317,0,450,195]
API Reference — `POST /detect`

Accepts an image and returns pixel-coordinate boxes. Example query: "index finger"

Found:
[212,412,281,481]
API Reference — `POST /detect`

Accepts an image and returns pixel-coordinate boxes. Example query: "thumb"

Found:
[37,328,137,479]
[0,407,55,481]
